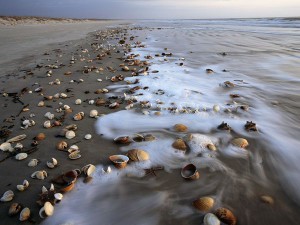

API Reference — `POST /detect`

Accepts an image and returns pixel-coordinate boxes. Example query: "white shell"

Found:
[68,145,79,152]
[44,120,52,128]
[54,193,63,201]
[84,134,92,140]
[0,142,13,152]
[15,153,28,161]
[65,130,76,139]
[60,93,67,98]
[6,134,26,143]
[45,112,54,120]
[64,105,71,110]
[0,190,14,202]
[204,213,220,225]
[31,170,47,180]
[50,183,55,191]
[82,164,96,177]
[213,105,220,112]
[28,159,38,167]
[89,109,98,118]
[42,186,48,194]
[39,202,54,218]
[38,101,45,107]
[47,158,58,168]
[75,99,82,105]
[88,100,95,105]
[54,93,60,99]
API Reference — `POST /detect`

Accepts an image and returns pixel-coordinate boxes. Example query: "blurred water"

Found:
[44,18,300,225]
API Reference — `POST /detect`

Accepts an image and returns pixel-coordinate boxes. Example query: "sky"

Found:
[0,0,299,19]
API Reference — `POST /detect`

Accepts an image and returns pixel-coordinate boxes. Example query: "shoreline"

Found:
[0,23,137,224]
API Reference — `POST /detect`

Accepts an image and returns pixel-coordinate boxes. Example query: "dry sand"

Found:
[0,20,140,224]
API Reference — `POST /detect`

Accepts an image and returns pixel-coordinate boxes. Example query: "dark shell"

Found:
[214,208,237,225]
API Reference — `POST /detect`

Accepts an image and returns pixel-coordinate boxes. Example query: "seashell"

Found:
[17,180,29,192]
[172,139,187,151]
[65,124,78,131]
[60,182,75,193]
[60,93,68,98]
[126,149,150,162]
[54,193,63,204]
[109,102,119,109]
[213,105,220,112]
[184,133,215,154]
[41,186,48,194]
[114,136,132,144]
[89,109,98,118]
[109,155,129,169]
[73,112,84,121]
[207,144,217,151]
[193,197,214,212]
[69,150,81,160]
[204,213,221,225]
[31,170,47,180]
[245,121,257,132]
[260,195,274,204]
[82,164,96,177]
[95,98,106,106]
[174,124,188,132]
[38,101,45,107]
[19,207,30,221]
[231,138,249,148]
[214,208,237,225]
[15,153,28,161]
[65,130,76,139]
[56,141,68,151]
[44,95,53,100]
[88,100,95,105]
[1,190,14,202]
[6,134,26,143]
[28,159,39,167]
[68,145,79,153]
[8,203,23,216]
[84,134,92,140]
[45,112,55,120]
[39,202,54,218]
[75,99,82,105]
[102,166,112,174]
[44,120,52,129]
[14,143,23,151]
[47,158,58,168]
[0,142,14,152]
[35,133,46,141]
[181,164,200,180]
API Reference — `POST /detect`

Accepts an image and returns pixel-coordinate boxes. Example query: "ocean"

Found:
[43,18,300,225]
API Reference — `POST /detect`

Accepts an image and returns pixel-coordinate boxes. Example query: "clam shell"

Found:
[31,170,47,180]
[174,124,188,132]
[89,109,98,118]
[65,130,76,139]
[73,112,84,121]
[85,134,92,140]
[28,159,39,167]
[68,150,81,160]
[82,164,96,177]
[75,99,82,105]
[47,158,58,168]
[0,142,13,152]
[260,195,274,204]
[45,112,54,120]
[193,197,214,212]
[126,149,150,162]
[19,207,30,221]
[214,208,237,225]
[181,164,200,180]
[44,120,52,128]
[114,136,132,144]
[8,203,23,216]
[35,133,46,141]
[38,101,45,107]
[172,139,187,151]
[231,138,249,148]
[204,213,221,225]
[6,134,26,143]
[1,190,14,202]
[15,153,28,161]
[109,155,129,169]
[56,141,68,151]
[54,193,63,201]
[39,202,54,218]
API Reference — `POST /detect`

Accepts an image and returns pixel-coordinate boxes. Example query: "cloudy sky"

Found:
[0,0,299,19]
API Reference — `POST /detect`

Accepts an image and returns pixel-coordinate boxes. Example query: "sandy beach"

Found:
[0,18,134,224]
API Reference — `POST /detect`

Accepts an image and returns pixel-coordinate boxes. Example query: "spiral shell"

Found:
[126,149,150,162]
[214,208,237,225]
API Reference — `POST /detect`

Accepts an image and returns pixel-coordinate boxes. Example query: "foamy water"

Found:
[43,18,300,225]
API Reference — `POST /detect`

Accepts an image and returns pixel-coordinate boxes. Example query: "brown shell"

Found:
[214,208,237,225]
[56,141,68,151]
[174,124,188,132]
[172,139,187,151]
[95,98,106,106]
[260,195,274,204]
[8,203,23,216]
[109,155,129,169]
[231,138,249,148]
[193,197,214,212]
[35,133,46,141]
[207,144,217,151]
[126,149,150,162]
[114,136,132,144]
[181,164,200,180]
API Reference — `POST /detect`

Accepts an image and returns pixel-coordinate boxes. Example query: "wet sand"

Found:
[0,21,135,224]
